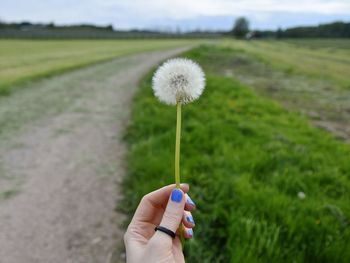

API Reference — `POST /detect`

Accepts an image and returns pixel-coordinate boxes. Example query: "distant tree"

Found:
[47,22,55,28]
[232,17,249,38]
[276,27,283,38]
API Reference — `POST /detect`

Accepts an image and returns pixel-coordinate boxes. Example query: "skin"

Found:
[124,184,196,263]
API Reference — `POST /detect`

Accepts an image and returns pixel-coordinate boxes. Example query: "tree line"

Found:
[275,21,350,38]
[0,19,349,39]
[0,21,222,39]
[230,17,350,38]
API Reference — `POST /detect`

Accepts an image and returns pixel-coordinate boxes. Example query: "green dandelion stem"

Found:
[175,101,185,245]
[175,101,185,246]
[175,101,182,188]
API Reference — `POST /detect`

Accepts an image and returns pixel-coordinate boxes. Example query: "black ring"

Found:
[155,226,176,239]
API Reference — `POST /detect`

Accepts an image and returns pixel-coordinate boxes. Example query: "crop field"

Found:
[122,42,350,262]
[0,39,197,94]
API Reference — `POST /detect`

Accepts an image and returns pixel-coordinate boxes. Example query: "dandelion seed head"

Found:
[152,58,205,105]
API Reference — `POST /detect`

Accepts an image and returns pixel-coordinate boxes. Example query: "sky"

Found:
[1,0,350,31]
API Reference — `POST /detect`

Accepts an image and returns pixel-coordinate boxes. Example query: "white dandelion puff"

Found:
[152,58,205,105]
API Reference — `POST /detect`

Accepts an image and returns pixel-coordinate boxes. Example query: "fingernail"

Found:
[171,189,183,203]
[186,215,195,225]
[187,228,193,237]
[186,194,196,206]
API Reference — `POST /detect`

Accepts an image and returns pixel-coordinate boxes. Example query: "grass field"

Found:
[0,39,197,94]
[215,40,350,142]
[122,45,350,262]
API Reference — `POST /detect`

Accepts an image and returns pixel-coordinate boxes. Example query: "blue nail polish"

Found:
[187,228,193,237]
[171,189,183,203]
[186,215,195,225]
[186,195,196,206]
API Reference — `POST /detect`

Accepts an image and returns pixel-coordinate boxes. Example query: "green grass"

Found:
[0,189,19,200]
[283,38,350,50]
[122,45,350,262]
[0,39,197,94]
[191,44,350,141]
[221,39,350,89]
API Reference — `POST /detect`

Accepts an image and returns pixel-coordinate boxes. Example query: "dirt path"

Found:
[0,47,190,263]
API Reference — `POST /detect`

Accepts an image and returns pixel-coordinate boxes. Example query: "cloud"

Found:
[110,0,350,18]
[1,0,349,29]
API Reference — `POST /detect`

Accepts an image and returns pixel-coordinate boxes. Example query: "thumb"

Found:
[147,188,185,255]
[159,188,185,233]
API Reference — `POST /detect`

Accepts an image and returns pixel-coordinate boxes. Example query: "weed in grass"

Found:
[0,189,19,200]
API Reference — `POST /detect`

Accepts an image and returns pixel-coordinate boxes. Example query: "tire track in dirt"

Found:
[0,47,191,263]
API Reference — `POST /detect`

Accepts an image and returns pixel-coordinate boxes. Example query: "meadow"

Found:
[221,39,350,89]
[217,39,350,142]
[0,39,196,94]
[122,43,350,262]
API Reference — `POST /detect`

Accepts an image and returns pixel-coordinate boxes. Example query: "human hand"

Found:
[124,184,196,263]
